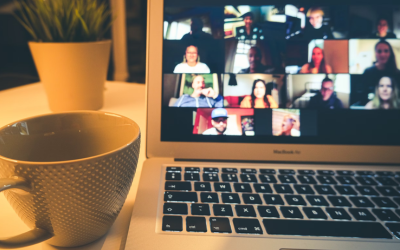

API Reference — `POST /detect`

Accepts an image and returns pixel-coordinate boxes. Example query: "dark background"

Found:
[0,0,147,91]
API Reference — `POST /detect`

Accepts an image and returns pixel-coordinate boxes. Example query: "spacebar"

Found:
[263,219,392,239]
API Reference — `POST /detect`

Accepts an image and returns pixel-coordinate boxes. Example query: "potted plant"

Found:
[14,0,113,111]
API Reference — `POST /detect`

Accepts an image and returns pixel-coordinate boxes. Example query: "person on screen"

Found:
[235,12,262,40]
[299,47,332,74]
[300,7,334,39]
[308,77,344,109]
[277,114,299,137]
[369,18,397,39]
[240,79,278,108]
[173,75,223,108]
[181,17,213,40]
[238,47,277,74]
[365,76,400,109]
[202,108,241,135]
[173,45,210,73]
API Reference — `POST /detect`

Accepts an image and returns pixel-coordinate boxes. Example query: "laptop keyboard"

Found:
[161,166,400,240]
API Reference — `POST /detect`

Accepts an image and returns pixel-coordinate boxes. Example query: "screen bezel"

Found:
[146,0,400,164]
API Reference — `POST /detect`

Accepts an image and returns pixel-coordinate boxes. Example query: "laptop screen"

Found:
[161,0,400,146]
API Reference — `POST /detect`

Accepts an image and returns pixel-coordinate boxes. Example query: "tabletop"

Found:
[0,81,146,250]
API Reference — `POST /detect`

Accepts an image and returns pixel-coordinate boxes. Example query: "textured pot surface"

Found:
[29,41,111,112]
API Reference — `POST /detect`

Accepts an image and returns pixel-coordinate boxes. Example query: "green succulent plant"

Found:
[14,0,113,42]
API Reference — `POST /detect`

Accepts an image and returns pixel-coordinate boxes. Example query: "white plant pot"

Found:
[29,40,111,111]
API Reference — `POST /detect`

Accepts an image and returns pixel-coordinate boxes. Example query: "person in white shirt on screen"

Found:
[202,108,241,135]
[173,45,210,73]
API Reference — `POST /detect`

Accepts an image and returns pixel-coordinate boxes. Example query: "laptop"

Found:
[124,0,400,249]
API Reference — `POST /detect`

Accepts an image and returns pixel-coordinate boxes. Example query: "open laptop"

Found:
[125,0,400,249]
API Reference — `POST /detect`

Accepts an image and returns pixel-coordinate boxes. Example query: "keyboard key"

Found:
[355,186,379,196]
[203,173,219,182]
[356,177,377,185]
[336,170,354,176]
[163,203,188,215]
[394,198,400,206]
[372,197,398,208]
[314,185,336,195]
[200,192,219,203]
[165,181,191,191]
[317,176,337,185]
[185,173,200,181]
[203,167,219,173]
[376,177,397,186]
[376,187,400,196]
[306,195,329,206]
[166,172,181,181]
[298,170,315,175]
[253,184,273,193]
[350,208,376,221]
[294,185,315,194]
[328,196,352,207]
[349,197,374,208]
[242,194,262,204]
[274,184,294,194]
[396,210,400,217]
[221,193,241,204]
[396,178,400,184]
[376,171,394,177]
[373,209,400,222]
[162,216,183,231]
[164,191,197,203]
[317,170,335,175]
[166,167,181,172]
[386,223,400,239]
[191,204,210,216]
[186,216,207,232]
[234,183,252,193]
[233,218,263,234]
[285,195,307,206]
[214,182,232,192]
[263,194,285,205]
[221,174,238,182]
[356,171,374,176]
[240,174,258,183]
[326,208,352,220]
[297,175,317,184]
[336,176,357,185]
[279,169,295,175]
[280,206,303,219]
[241,168,257,174]
[235,205,257,217]
[213,204,233,216]
[278,175,297,184]
[210,217,231,233]
[259,175,277,183]
[260,169,276,174]
[263,219,392,238]
[194,182,211,191]
[303,207,327,219]
[222,168,237,173]
[258,206,280,218]
[334,186,357,196]
[185,167,200,173]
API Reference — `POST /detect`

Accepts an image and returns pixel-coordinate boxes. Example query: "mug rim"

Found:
[0,111,140,165]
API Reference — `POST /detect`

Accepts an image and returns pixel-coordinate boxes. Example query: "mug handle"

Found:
[0,178,52,249]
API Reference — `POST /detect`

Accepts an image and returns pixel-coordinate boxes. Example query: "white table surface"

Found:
[0,82,146,250]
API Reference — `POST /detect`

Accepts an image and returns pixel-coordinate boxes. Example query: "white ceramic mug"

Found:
[0,111,140,248]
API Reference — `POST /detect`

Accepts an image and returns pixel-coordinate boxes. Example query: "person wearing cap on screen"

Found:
[308,77,343,109]
[202,108,242,135]
[173,75,223,108]
[235,12,262,40]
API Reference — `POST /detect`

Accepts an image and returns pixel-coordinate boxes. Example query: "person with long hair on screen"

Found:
[365,76,400,109]
[240,79,278,108]
[173,45,210,73]
[300,47,332,74]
